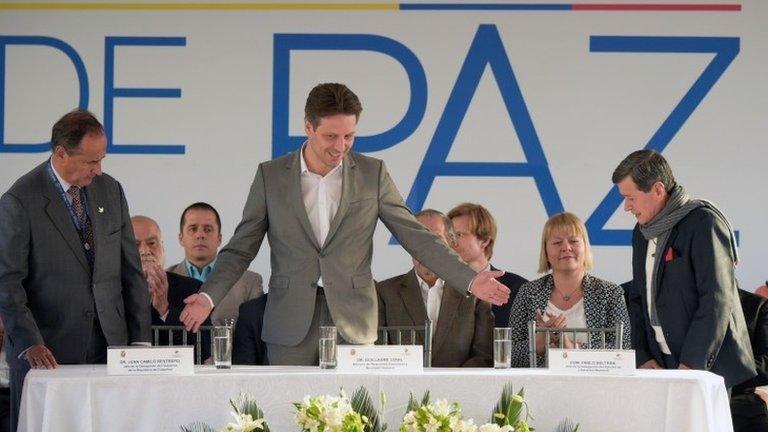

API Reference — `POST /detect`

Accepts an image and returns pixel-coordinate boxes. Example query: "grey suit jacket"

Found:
[200,150,476,345]
[168,261,263,322]
[0,161,151,368]
[377,270,493,367]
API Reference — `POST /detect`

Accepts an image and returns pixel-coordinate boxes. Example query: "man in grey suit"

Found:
[0,109,151,431]
[169,202,263,322]
[181,83,509,365]
[614,149,755,388]
[377,210,493,367]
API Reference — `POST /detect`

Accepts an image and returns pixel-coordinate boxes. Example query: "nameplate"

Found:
[337,345,423,373]
[548,349,636,375]
[107,346,194,376]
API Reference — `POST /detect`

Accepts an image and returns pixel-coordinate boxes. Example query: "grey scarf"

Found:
[640,184,738,328]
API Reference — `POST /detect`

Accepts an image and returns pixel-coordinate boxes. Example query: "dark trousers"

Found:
[731,392,768,432]
[0,387,10,432]
[10,320,107,432]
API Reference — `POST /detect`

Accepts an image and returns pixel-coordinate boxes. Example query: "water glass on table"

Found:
[319,326,337,369]
[212,318,234,369]
[494,327,512,369]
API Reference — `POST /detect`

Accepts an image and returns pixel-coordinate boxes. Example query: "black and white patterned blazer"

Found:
[508,273,631,367]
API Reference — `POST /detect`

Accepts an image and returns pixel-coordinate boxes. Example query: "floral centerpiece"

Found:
[180,392,269,432]
[398,391,478,432]
[294,386,386,432]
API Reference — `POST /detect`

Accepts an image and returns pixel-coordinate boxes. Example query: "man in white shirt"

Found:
[377,210,494,367]
[179,83,510,365]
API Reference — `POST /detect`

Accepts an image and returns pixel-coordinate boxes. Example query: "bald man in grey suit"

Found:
[0,110,150,431]
[181,83,509,364]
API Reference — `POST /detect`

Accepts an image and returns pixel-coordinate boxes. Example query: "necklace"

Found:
[555,286,581,301]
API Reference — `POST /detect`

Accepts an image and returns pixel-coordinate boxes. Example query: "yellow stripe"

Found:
[0,2,398,11]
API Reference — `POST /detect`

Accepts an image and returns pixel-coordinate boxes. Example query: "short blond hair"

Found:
[538,212,593,273]
[447,203,497,259]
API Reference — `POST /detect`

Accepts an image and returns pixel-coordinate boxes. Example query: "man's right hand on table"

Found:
[26,344,58,369]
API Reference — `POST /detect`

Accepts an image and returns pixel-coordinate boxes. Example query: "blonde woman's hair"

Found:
[538,212,593,273]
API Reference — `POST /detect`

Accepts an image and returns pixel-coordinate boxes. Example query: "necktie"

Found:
[67,186,95,265]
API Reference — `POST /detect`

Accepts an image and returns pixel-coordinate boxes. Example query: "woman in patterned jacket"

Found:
[508,212,631,367]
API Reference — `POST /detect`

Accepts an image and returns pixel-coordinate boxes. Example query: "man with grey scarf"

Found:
[614,149,755,389]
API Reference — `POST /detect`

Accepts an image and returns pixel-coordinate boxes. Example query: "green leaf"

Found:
[351,386,387,432]
[491,383,532,427]
[405,390,431,415]
[179,422,216,432]
[554,417,580,432]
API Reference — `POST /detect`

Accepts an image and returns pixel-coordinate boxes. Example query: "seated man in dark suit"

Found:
[377,209,493,367]
[131,216,210,360]
[447,203,527,328]
[731,289,768,432]
[233,295,269,365]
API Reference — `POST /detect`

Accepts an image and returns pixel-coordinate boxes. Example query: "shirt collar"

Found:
[414,271,444,291]
[300,143,343,177]
[49,157,73,192]
[185,258,216,282]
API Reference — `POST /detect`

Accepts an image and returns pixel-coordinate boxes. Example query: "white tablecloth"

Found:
[18,365,732,432]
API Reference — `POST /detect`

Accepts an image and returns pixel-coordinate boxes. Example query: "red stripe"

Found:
[572,3,741,11]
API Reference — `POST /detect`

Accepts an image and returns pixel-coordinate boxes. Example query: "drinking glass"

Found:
[319,326,337,369]
[212,319,234,369]
[494,327,512,369]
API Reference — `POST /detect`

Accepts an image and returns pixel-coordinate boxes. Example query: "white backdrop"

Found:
[1,0,766,290]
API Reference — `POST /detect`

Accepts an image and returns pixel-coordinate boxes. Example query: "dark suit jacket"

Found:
[232,295,268,365]
[491,265,527,329]
[731,290,768,431]
[0,161,151,370]
[630,207,755,387]
[376,270,493,367]
[734,289,768,393]
[151,272,210,360]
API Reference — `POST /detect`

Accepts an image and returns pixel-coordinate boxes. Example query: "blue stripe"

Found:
[400,3,572,10]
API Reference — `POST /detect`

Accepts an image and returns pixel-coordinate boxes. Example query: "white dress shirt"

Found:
[646,238,671,355]
[415,272,444,338]
[300,145,343,287]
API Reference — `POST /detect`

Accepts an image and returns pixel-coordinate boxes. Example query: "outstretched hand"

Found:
[180,293,213,332]
[469,270,509,305]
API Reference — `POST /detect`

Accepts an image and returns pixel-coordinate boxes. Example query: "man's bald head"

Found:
[131,215,165,267]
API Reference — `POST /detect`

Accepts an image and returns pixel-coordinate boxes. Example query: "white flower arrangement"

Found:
[397,385,550,432]
[477,425,515,432]
[222,412,266,432]
[293,390,371,432]
[180,392,269,432]
[398,392,482,432]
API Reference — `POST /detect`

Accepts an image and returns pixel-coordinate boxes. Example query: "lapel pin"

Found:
[98,207,104,213]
